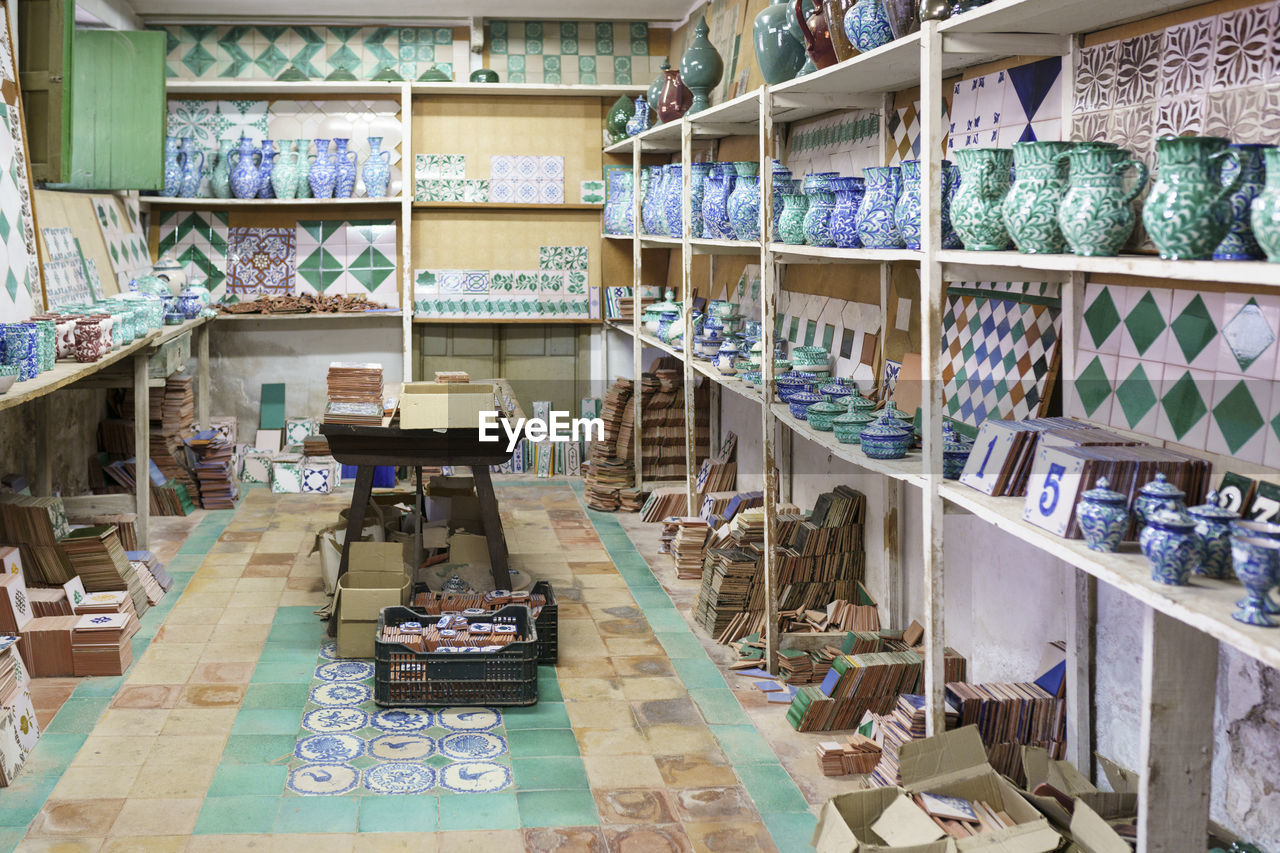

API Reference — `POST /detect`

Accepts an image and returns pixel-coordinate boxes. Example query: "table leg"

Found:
[329,465,375,636]
[471,466,510,590]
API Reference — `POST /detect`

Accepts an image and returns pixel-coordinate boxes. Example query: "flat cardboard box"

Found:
[400,382,495,430]
[812,786,956,853]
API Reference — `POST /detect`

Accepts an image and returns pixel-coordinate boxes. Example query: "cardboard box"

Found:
[448,532,490,568]
[334,543,411,659]
[1019,747,1137,850]
[814,727,1061,853]
[400,382,495,430]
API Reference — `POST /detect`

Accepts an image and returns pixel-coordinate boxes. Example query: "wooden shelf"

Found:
[141,197,404,208]
[413,316,599,325]
[640,235,682,250]
[153,315,213,345]
[938,0,1213,37]
[632,121,683,153]
[166,80,403,97]
[686,90,762,138]
[940,482,1280,672]
[601,232,633,241]
[771,243,922,265]
[603,137,634,155]
[769,34,924,123]
[0,330,160,414]
[412,202,602,212]
[215,311,403,322]
[690,237,760,255]
[410,82,646,98]
[938,249,1280,287]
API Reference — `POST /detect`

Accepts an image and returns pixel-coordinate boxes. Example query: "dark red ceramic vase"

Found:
[656,67,693,123]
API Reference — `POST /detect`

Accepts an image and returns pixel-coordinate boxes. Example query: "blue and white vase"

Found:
[1231,534,1280,627]
[1230,519,1280,616]
[1214,143,1268,260]
[626,97,651,136]
[664,163,685,238]
[1140,502,1203,586]
[896,158,923,250]
[604,169,634,235]
[942,160,962,249]
[363,136,392,198]
[309,138,337,199]
[830,176,866,248]
[728,164,761,241]
[1133,472,1185,532]
[257,139,276,198]
[178,144,205,198]
[176,288,203,319]
[802,172,838,247]
[161,136,183,198]
[772,162,793,242]
[689,162,712,239]
[857,165,905,248]
[1187,490,1239,579]
[334,138,357,198]
[1076,477,1129,552]
[228,136,262,200]
[703,163,736,239]
[941,423,972,480]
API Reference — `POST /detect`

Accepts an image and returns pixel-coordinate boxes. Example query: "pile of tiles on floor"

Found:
[0,635,39,786]
[237,417,340,495]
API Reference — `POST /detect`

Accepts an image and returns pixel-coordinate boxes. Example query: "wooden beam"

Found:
[1065,566,1096,780]
[631,138,644,492]
[1138,606,1217,852]
[760,85,780,675]
[681,120,697,516]
[133,352,150,550]
[195,321,211,427]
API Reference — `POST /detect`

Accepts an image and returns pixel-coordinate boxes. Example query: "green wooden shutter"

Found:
[67,29,165,190]
[17,0,73,182]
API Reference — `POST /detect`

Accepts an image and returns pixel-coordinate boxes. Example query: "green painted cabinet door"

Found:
[67,29,165,190]
[17,0,74,182]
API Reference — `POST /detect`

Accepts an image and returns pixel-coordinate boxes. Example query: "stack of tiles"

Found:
[58,525,149,617]
[183,430,240,509]
[324,361,384,426]
[414,153,487,202]
[71,612,138,677]
[0,636,39,786]
[127,551,174,596]
[0,496,75,586]
[488,154,564,205]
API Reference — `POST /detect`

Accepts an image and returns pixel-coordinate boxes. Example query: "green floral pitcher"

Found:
[951,147,1013,251]
[1251,146,1280,262]
[1057,142,1148,257]
[1002,141,1073,254]
[1142,135,1243,260]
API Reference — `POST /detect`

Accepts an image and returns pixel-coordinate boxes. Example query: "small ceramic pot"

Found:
[819,383,852,404]
[830,176,865,248]
[1003,140,1074,254]
[1230,535,1280,627]
[779,189,809,244]
[1133,472,1186,531]
[1187,490,1240,579]
[941,423,972,480]
[802,172,839,247]
[788,390,823,419]
[1230,520,1280,615]
[1076,477,1130,552]
[1140,502,1203,586]
[1214,143,1268,260]
[1057,142,1148,256]
[806,400,846,431]
[0,365,15,395]
[832,407,876,444]
[859,413,913,459]
[716,343,740,373]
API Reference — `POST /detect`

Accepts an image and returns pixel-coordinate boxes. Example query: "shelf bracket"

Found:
[941,261,1070,284]
[941,33,1071,57]
[771,92,882,113]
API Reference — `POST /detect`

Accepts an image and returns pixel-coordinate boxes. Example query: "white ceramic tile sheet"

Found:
[156,210,231,301]
[40,227,93,308]
[0,99,41,321]
[295,219,397,304]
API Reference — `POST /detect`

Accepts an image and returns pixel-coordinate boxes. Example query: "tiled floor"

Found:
[7,480,827,851]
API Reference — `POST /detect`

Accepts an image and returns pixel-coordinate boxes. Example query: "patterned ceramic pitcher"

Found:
[1056,142,1148,257]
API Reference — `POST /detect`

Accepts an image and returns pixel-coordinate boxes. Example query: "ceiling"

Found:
[126,0,694,24]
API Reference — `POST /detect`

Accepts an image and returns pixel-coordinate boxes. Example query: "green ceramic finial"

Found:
[680,16,723,116]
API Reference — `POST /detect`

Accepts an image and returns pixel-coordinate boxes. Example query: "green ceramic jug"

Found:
[1057,142,1148,257]
[681,16,724,115]
[951,147,1013,251]
[1002,141,1074,254]
[1142,135,1243,260]
[209,140,234,199]
[605,95,632,144]
[1251,146,1280,263]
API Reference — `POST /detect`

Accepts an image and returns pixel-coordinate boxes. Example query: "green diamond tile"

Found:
[1075,355,1112,418]
[1115,363,1157,427]
[182,43,217,76]
[1160,371,1208,440]
[1170,294,1217,364]
[1273,411,1280,443]
[1213,380,1265,453]
[1082,287,1122,349]
[1221,298,1277,372]
[1124,291,1167,356]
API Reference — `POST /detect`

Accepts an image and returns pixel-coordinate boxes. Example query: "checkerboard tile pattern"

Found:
[940,290,1062,427]
[484,21,659,85]
[156,210,231,301]
[1069,281,1280,465]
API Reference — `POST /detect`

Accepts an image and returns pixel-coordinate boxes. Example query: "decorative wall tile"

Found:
[1153,366,1214,448]
[227,227,295,297]
[295,219,396,303]
[1070,351,1117,424]
[156,210,230,300]
[1164,290,1222,372]
[0,100,41,320]
[1113,32,1162,108]
[1207,376,1273,464]
[1117,286,1172,360]
[40,228,92,307]
[1158,17,1215,99]
[1110,357,1164,434]
[1211,3,1273,90]
[1218,293,1279,379]
[1075,41,1120,115]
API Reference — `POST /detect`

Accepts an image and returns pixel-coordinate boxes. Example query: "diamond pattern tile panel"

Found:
[295,219,397,303]
[0,98,41,319]
[157,210,230,301]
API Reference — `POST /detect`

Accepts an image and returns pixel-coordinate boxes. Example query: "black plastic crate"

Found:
[373,604,538,707]
[409,581,558,665]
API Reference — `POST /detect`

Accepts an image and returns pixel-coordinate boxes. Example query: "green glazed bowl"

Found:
[470,69,500,83]
[806,400,846,431]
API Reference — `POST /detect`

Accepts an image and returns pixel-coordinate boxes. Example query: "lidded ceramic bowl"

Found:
[941,423,973,480]
[1187,490,1239,579]
[787,391,823,419]
[1140,501,1203,586]
[832,407,876,445]
[1133,472,1186,530]
[1076,477,1130,552]
[806,400,847,431]
[859,413,914,460]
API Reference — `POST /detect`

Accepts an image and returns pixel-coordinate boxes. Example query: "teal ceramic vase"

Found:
[681,17,724,115]
[1215,143,1268,260]
[1002,140,1074,254]
[270,149,300,200]
[1142,135,1243,260]
[1057,142,1148,257]
[605,96,632,144]
[1252,146,1280,263]
[210,140,234,199]
[779,189,809,244]
[951,147,1013,251]
[802,172,838,247]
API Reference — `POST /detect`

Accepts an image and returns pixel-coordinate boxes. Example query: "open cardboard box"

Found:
[815,727,1062,853]
[1019,747,1137,852]
[334,542,411,659]
[400,382,496,430]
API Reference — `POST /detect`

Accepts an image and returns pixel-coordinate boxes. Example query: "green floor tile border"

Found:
[559,479,820,850]
[0,509,237,850]
[195,603,596,834]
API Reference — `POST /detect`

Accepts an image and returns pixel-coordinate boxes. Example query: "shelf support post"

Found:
[1065,566,1096,781]
[632,138,644,492]
[133,351,150,551]
[682,120,697,515]
[1138,606,1216,852]
[33,396,53,497]
[195,321,211,428]
[919,19,947,735]
[401,82,414,380]
[760,85,780,674]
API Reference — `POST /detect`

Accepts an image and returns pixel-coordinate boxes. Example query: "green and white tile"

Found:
[1069,351,1117,424]
[1079,282,1126,354]
[579,180,605,204]
[1217,293,1280,379]
[157,209,230,300]
[1264,391,1280,471]
[1164,289,1222,372]
[1153,366,1214,449]
[1110,357,1163,435]
[1118,286,1171,360]
[1207,376,1273,464]
[295,219,396,303]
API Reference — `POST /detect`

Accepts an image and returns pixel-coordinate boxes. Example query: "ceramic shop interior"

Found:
[0,0,1277,849]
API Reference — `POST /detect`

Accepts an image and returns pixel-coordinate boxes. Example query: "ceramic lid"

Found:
[1139,472,1185,500]
[861,414,913,438]
[1080,477,1127,505]
[717,340,739,352]
[819,383,851,397]
[1188,490,1240,521]
[833,407,876,425]
[1145,501,1196,532]
[942,424,971,455]
[789,391,822,405]
[807,400,847,416]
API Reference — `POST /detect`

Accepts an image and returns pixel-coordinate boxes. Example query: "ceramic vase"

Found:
[657,63,694,123]
[626,97,651,137]
[72,320,105,365]
[941,423,972,480]
[1076,477,1129,552]
[1140,502,1203,586]
[830,176,865,248]
[794,0,838,69]
[641,166,664,235]
[941,160,963,248]
[1212,143,1268,260]
[210,140,234,199]
[605,169,634,235]
[846,0,893,52]
[771,163,793,242]
[647,66,666,124]
[664,164,685,238]
[824,0,859,61]
[228,136,262,200]
[1188,491,1240,579]
[883,0,921,36]
[727,162,761,241]
[296,143,314,198]
[682,17,724,114]
[255,140,275,199]
[1133,472,1186,531]
[895,159,923,250]
[362,136,392,198]
[1057,142,1148,257]
[703,164,736,239]
[271,150,300,200]
[1251,146,1280,262]
[1231,535,1280,627]
[333,138,357,198]
[1143,135,1242,260]
[161,137,183,198]
[689,162,712,239]
[1003,140,1073,254]
[754,0,808,83]
[802,172,838,246]
[857,166,904,248]
[309,139,337,199]
[791,0,819,76]
[605,95,633,143]
[178,146,205,198]
[779,189,809,244]
[952,147,1013,250]
[176,288,203,319]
